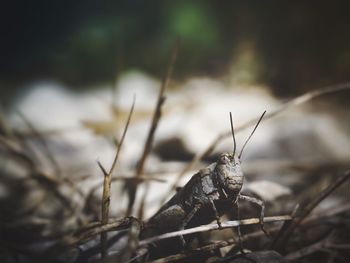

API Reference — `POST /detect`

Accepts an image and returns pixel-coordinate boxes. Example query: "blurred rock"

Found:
[154,137,194,161]
[245,180,291,202]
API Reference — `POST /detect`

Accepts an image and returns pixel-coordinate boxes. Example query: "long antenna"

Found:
[238,110,266,159]
[229,112,236,156]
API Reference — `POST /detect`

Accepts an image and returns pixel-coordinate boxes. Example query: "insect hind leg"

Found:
[178,202,203,246]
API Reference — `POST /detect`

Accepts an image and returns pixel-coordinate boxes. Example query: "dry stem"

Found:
[146,223,285,263]
[146,201,350,263]
[273,170,350,251]
[125,38,180,217]
[17,111,62,176]
[99,96,135,258]
[139,215,291,246]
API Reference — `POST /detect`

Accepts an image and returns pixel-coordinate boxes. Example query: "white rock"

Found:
[245,180,292,202]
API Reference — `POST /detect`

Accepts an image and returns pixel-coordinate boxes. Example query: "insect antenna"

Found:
[229,112,237,156]
[238,110,266,159]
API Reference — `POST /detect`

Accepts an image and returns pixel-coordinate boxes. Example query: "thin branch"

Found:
[135,39,180,178]
[285,231,335,260]
[161,82,350,205]
[84,175,166,219]
[87,176,166,206]
[54,217,139,248]
[0,134,75,211]
[306,202,350,222]
[53,201,350,262]
[145,201,350,263]
[15,112,86,202]
[139,215,291,246]
[109,95,136,176]
[17,111,62,176]
[274,170,350,251]
[270,203,299,249]
[91,176,167,199]
[147,222,288,263]
[125,38,180,217]
[0,134,38,169]
[100,95,135,258]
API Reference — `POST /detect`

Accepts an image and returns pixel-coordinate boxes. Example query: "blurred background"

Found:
[1,0,350,99]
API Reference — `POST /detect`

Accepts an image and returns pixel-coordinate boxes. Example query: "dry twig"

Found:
[98,95,135,258]
[17,111,62,176]
[52,217,139,250]
[124,38,180,217]
[273,170,350,252]
[146,201,350,263]
[284,230,350,260]
[0,134,75,212]
[146,224,283,263]
[139,215,291,246]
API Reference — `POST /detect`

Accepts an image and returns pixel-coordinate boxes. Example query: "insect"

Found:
[141,111,268,256]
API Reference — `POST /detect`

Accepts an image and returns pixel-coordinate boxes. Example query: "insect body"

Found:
[141,112,267,256]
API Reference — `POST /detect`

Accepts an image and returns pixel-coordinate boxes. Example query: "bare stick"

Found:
[17,111,62,176]
[147,220,290,263]
[54,217,138,249]
[125,38,180,217]
[0,134,76,212]
[109,96,136,176]
[148,241,235,263]
[285,231,333,260]
[139,215,291,246]
[270,203,299,249]
[99,96,135,258]
[135,38,179,178]
[274,170,350,251]
[161,82,350,204]
[16,112,87,201]
[90,176,166,200]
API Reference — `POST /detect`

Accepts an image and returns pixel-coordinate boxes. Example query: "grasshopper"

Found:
[141,111,267,256]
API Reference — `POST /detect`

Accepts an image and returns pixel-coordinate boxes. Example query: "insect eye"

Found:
[219,155,229,164]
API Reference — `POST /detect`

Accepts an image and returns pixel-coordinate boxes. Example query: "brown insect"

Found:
[142,111,268,256]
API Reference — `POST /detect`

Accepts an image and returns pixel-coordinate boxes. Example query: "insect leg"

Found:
[235,200,245,255]
[239,194,269,236]
[179,202,203,246]
[208,198,222,229]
